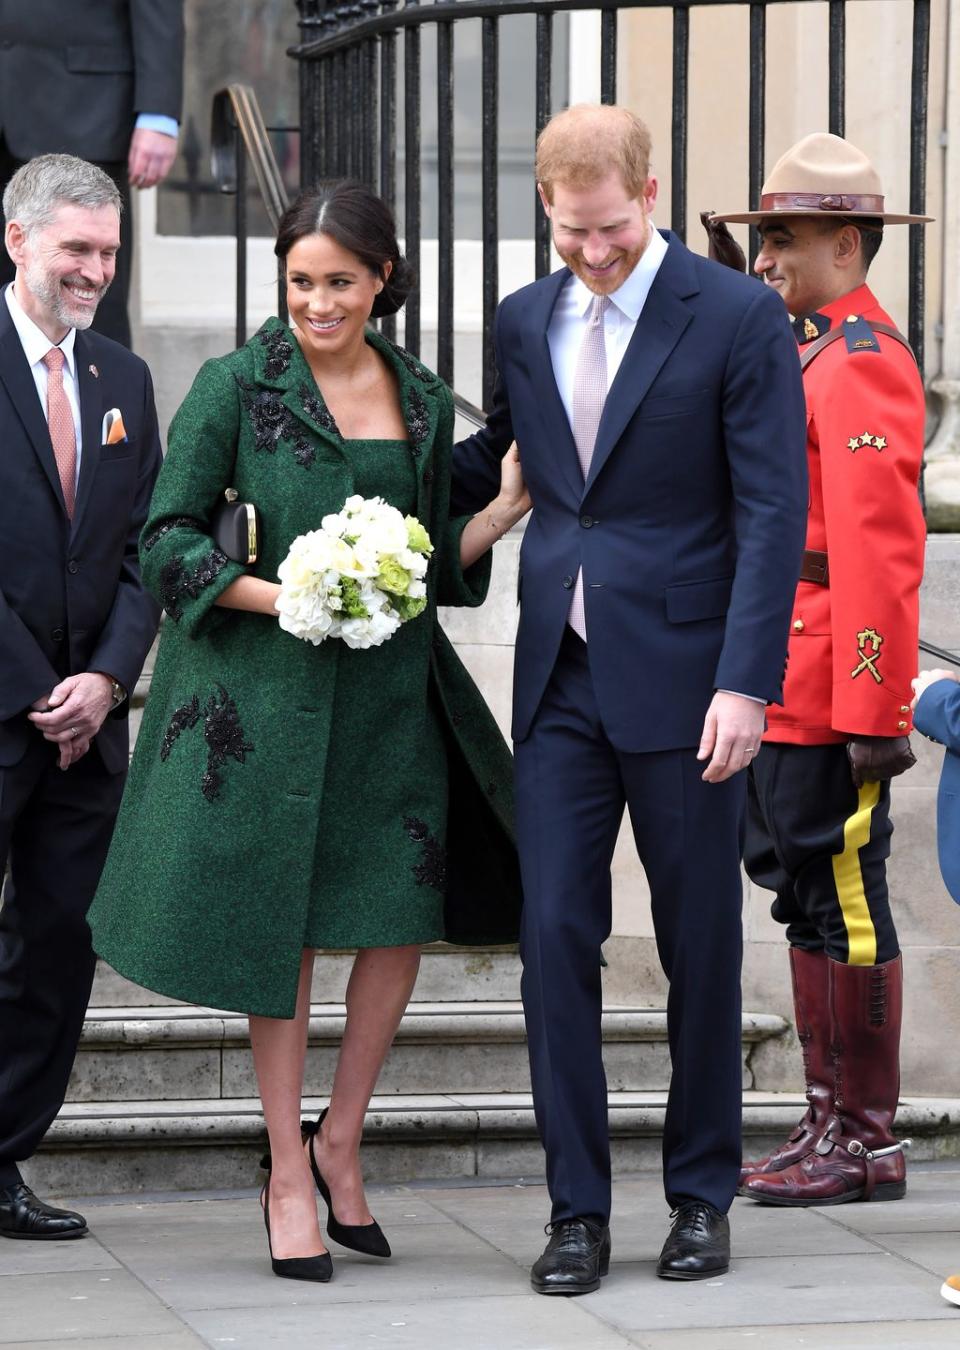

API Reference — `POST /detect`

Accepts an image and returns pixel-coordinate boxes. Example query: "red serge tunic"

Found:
[765,284,926,746]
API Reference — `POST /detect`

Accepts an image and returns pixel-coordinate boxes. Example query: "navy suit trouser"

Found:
[515,628,745,1222]
[0,736,126,1186]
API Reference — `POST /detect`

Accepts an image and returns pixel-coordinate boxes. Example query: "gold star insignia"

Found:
[847,436,861,451]
[874,436,887,451]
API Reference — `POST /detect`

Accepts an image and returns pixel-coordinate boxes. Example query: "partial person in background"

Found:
[710,133,929,1208]
[0,0,185,348]
[0,155,162,1241]
[912,665,960,1305]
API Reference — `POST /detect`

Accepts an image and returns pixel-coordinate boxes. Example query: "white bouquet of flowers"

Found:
[276,495,434,650]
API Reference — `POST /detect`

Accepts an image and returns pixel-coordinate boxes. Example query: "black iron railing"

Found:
[291,0,932,410]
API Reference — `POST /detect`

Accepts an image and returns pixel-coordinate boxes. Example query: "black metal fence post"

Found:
[404,0,422,356]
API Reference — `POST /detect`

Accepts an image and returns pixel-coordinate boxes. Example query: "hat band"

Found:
[759,191,886,214]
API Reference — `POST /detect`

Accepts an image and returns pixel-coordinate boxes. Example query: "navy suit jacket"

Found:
[914,679,960,904]
[452,232,808,751]
[0,289,162,771]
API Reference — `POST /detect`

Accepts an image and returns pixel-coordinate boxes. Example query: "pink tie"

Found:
[42,348,77,519]
[568,294,609,639]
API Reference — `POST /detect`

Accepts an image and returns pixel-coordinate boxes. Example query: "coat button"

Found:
[424,468,434,483]
[897,720,908,730]
[900,705,909,713]
[793,618,804,632]
[562,575,574,589]
[67,560,79,574]
[452,711,463,727]
[51,628,64,642]
[580,514,595,528]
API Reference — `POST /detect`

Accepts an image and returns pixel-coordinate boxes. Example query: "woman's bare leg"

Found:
[250,949,326,1259]
[309,944,421,1224]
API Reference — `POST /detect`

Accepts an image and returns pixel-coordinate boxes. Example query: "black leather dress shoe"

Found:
[531,1216,611,1295]
[0,1184,88,1240]
[657,1201,729,1280]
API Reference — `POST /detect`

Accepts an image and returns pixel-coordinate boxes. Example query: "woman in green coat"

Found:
[88,183,528,1281]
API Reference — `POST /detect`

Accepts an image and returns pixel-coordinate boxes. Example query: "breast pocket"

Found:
[99,438,136,463]
[639,389,711,421]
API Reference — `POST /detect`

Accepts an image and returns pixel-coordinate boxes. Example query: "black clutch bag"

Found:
[212,488,260,565]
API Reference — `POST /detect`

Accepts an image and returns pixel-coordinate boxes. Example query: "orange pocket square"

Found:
[105,411,127,444]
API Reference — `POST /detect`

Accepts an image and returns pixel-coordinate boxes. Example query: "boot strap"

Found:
[814,1125,911,1161]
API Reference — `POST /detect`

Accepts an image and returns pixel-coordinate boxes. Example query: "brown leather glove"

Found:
[700,211,747,273]
[846,735,917,788]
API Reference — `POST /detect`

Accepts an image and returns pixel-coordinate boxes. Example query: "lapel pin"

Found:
[89,364,99,378]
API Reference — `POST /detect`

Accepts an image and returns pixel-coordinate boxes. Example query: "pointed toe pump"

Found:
[302,1109,392,1259]
[261,1180,333,1282]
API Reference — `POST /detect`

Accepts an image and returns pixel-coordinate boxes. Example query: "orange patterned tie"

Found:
[42,347,77,519]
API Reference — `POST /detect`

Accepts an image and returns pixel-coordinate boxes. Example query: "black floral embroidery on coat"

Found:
[403,816,447,892]
[159,684,254,801]
[298,382,340,439]
[406,388,430,456]
[142,516,204,553]
[200,685,255,801]
[236,379,316,468]
[159,695,201,760]
[258,326,295,380]
[159,548,230,621]
[384,338,432,385]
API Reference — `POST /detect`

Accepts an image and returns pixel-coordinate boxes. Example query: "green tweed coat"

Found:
[88,319,521,1018]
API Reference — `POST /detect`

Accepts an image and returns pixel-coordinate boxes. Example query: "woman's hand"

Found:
[911,668,959,710]
[499,441,532,518]
[459,444,532,570]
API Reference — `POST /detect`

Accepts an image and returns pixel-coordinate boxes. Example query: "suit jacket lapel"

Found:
[0,301,66,513]
[584,235,699,495]
[522,268,585,503]
[71,332,105,537]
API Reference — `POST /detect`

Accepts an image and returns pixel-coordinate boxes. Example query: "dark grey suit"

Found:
[0,287,162,1185]
[0,1,185,346]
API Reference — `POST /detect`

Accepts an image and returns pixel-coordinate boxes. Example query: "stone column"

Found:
[925,0,960,529]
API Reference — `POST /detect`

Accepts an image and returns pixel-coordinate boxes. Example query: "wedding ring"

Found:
[69,726,79,739]
[743,746,756,754]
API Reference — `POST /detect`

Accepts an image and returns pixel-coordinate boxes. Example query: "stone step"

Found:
[68,1004,788,1103]
[25,1092,960,1199]
[90,945,524,1008]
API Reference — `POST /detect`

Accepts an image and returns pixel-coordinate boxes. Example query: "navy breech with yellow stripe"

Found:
[744,742,898,966]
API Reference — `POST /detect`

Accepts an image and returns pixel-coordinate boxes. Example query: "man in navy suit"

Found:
[452,105,807,1289]
[0,155,161,1238]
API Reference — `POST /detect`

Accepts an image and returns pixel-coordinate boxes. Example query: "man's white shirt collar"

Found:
[567,225,668,321]
[5,284,77,377]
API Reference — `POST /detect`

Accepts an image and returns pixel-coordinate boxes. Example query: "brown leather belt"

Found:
[800,548,829,585]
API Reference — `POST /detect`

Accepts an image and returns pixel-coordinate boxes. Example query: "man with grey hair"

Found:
[0,154,161,1238]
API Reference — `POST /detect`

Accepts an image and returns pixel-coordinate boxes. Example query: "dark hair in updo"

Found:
[274,180,415,318]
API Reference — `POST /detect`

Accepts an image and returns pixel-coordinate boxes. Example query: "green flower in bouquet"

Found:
[405,516,433,555]
[377,558,413,597]
[394,593,428,622]
[339,577,370,619]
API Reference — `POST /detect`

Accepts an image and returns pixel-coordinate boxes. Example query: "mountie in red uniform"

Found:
[741,284,926,1208]
[767,282,926,747]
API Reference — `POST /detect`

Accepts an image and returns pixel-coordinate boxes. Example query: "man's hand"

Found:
[698,691,766,783]
[911,668,959,710]
[847,735,917,788]
[28,673,114,768]
[128,128,178,188]
[699,211,747,273]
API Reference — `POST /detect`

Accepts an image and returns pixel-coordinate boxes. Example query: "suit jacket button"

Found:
[67,560,80,574]
[580,514,594,528]
[562,575,574,589]
[51,628,64,642]
[793,618,805,632]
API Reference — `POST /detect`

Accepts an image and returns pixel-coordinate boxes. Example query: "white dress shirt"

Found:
[547,224,668,418]
[5,284,83,486]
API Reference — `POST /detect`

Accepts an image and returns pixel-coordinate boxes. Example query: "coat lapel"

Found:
[522,268,585,503]
[584,235,699,495]
[71,331,105,537]
[0,298,66,513]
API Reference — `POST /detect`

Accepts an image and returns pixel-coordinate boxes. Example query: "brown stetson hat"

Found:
[711,132,932,226]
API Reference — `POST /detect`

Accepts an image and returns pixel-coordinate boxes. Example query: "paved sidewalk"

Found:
[3,1164,960,1349]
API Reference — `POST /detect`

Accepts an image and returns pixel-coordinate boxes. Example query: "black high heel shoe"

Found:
[302,1109,391,1258]
[261,1178,333,1282]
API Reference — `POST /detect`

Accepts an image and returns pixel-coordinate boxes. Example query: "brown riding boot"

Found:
[742,954,908,1206]
[739,948,832,1187]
